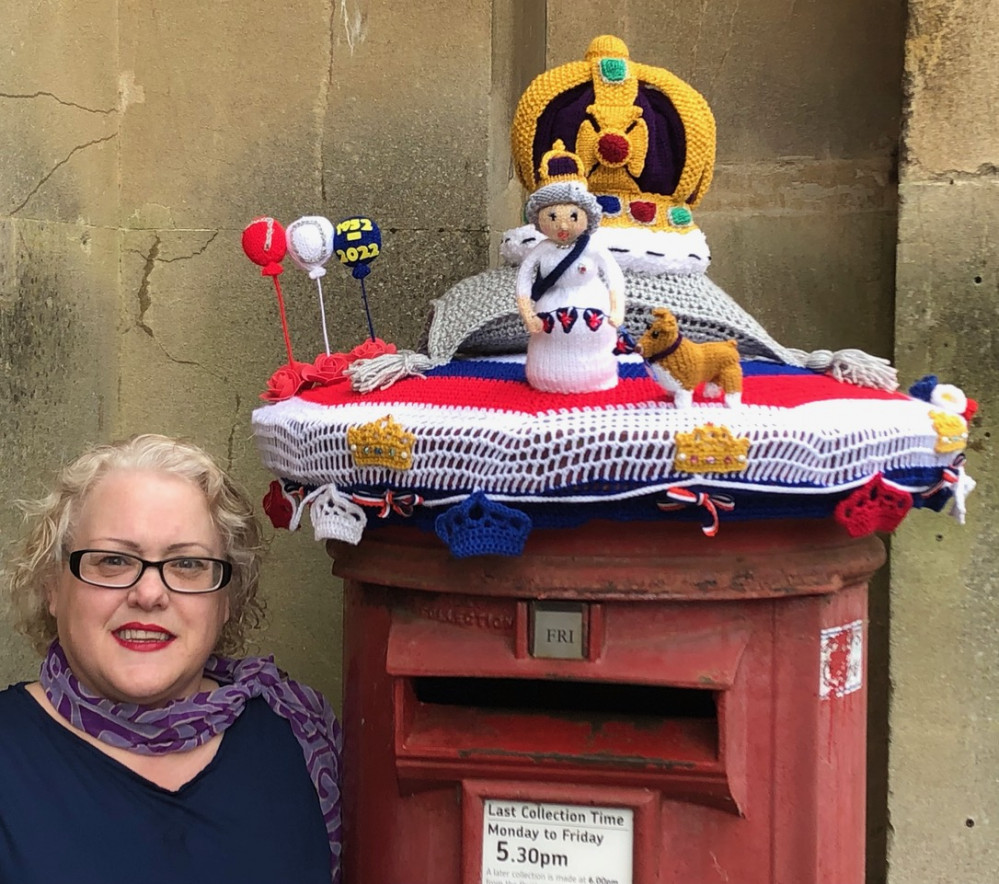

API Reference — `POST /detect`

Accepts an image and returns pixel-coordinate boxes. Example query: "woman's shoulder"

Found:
[0,683,66,776]
[0,683,37,730]
[0,681,28,701]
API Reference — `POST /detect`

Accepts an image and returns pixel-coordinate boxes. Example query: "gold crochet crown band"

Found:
[512,35,716,233]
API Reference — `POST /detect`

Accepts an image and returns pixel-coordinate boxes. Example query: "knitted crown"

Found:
[525,141,603,235]
[512,35,716,232]
[434,491,532,558]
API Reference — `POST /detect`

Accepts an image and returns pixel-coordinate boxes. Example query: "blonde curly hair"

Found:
[3,434,265,656]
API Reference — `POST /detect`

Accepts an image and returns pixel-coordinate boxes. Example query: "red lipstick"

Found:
[112,622,176,652]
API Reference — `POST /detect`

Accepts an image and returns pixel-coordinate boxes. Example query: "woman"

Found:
[0,435,340,884]
[515,179,625,394]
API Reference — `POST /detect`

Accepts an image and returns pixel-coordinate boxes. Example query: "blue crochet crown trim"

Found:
[434,491,533,558]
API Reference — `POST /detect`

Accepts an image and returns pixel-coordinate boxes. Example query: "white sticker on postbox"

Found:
[481,800,633,884]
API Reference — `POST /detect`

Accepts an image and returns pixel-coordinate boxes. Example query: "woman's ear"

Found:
[45,576,59,618]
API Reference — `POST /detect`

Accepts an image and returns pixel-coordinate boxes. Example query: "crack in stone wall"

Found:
[10,133,118,216]
[0,91,117,114]
[130,232,223,370]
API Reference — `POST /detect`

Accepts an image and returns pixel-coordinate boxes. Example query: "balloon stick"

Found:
[270,275,295,364]
[315,277,332,356]
[358,275,376,342]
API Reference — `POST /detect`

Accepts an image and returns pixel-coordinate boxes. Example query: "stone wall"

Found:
[890,1,999,881]
[2,0,122,684]
[2,2,993,881]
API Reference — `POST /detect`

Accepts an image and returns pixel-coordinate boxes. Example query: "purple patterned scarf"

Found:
[41,640,341,883]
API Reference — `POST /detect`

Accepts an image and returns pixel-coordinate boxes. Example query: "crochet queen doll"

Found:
[515,143,625,393]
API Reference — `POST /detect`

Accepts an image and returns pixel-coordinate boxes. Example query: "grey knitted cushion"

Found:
[422,266,806,367]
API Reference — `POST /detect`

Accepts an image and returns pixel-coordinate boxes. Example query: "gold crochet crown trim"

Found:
[512,35,716,232]
[929,411,968,454]
[347,415,415,470]
[674,424,750,474]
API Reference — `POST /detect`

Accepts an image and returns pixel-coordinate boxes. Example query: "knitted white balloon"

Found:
[286,215,335,355]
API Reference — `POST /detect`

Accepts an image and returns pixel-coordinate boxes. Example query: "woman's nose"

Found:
[128,566,170,607]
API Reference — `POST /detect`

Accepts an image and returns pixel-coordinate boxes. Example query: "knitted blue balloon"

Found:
[333,215,382,339]
[333,216,381,280]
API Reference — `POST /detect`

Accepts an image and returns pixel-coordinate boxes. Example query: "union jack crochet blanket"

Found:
[252,354,972,548]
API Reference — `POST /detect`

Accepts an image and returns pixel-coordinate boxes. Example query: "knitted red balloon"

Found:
[243,216,295,365]
[242,217,287,277]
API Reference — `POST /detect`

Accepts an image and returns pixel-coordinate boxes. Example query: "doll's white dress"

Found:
[516,237,625,393]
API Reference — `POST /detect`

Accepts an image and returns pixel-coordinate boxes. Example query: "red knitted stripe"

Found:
[297,367,906,413]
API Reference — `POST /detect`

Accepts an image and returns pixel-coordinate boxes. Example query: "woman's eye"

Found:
[171,558,208,572]
[570,212,578,221]
[548,212,556,221]
[98,554,131,568]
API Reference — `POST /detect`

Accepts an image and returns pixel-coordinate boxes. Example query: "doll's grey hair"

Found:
[525,181,603,235]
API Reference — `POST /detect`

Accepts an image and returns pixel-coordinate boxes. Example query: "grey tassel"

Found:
[346,349,438,393]
[786,348,899,392]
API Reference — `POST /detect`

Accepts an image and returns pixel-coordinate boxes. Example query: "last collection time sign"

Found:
[481,800,633,884]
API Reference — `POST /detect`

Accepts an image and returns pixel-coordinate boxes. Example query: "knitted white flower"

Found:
[930,383,968,415]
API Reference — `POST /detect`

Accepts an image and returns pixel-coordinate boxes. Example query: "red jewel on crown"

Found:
[598,133,630,165]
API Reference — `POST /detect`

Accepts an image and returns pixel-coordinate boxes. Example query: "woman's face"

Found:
[537,203,588,244]
[47,469,230,706]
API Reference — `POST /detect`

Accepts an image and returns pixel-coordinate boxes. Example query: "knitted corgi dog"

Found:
[637,307,743,408]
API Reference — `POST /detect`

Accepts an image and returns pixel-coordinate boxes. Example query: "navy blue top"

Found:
[0,682,331,884]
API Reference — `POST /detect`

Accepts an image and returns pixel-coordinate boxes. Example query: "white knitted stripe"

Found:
[252,388,948,502]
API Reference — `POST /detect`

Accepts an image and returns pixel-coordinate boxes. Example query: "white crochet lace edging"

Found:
[252,392,953,503]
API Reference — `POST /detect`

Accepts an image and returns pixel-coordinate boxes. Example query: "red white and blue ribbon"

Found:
[657,487,736,537]
[350,489,424,518]
[921,454,965,499]
[919,454,975,524]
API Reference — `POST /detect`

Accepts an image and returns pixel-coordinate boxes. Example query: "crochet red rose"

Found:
[347,337,397,362]
[260,362,312,402]
[301,352,352,385]
[262,480,294,529]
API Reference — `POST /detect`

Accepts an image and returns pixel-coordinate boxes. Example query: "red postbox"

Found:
[331,518,884,884]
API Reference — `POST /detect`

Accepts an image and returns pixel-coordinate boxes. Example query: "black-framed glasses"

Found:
[68,549,232,594]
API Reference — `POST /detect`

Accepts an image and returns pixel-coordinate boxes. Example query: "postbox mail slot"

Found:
[413,675,716,720]
[386,596,750,810]
[406,674,717,759]
[393,675,739,810]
